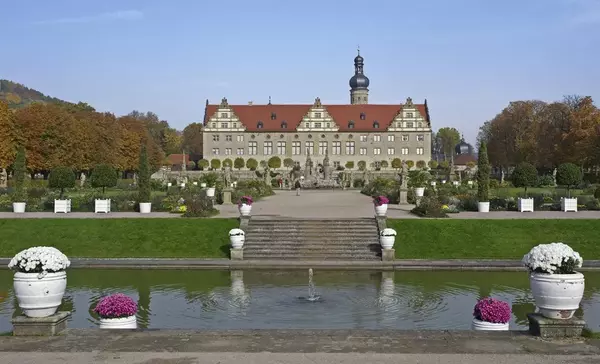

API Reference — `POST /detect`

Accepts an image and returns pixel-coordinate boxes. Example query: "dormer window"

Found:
[373,120,379,129]
[360,112,366,120]
[271,112,277,120]
[348,120,355,129]
[281,120,287,129]
[257,121,264,129]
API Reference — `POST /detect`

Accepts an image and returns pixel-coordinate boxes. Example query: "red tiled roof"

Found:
[204,103,429,132]
[454,154,477,165]
[166,154,190,165]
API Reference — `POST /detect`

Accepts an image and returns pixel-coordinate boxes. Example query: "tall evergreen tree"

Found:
[477,141,490,202]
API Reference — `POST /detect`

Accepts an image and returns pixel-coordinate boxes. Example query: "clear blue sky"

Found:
[2,0,599,144]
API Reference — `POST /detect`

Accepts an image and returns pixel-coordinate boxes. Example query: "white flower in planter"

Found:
[229,228,245,237]
[8,246,71,275]
[380,228,397,237]
[522,242,582,274]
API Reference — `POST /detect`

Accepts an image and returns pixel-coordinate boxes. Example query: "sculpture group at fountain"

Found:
[294,149,338,189]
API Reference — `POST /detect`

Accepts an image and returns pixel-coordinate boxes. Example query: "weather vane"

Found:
[357,45,360,55]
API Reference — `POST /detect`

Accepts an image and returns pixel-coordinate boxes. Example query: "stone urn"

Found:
[229,228,245,249]
[206,187,216,197]
[530,272,584,319]
[99,316,137,329]
[379,228,396,250]
[14,271,67,318]
[472,318,509,331]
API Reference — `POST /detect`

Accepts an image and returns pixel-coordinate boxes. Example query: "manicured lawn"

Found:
[387,219,600,260]
[0,219,239,258]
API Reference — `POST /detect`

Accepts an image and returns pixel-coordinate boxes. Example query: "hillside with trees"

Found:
[0,80,188,175]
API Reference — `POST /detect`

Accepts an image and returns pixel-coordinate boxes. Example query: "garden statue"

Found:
[263,165,270,185]
[304,152,313,179]
[400,162,409,189]
[322,149,331,180]
[79,172,86,187]
[132,173,138,186]
[0,168,6,188]
[552,168,557,186]
[223,166,232,187]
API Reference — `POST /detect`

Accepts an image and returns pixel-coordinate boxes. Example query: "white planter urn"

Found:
[12,202,26,213]
[561,197,577,212]
[530,272,585,319]
[415,187,425,197]
[478,202,490,213]
[239,203,252,216]
[206,187,216,197]
[518,197,534,212]
[229,228,245,249]
[200,183,207,188]
[139,202,152,214]
[374,204,388,216]
[472,318,509,331]
[54,199,71,213]
[193,181,198,186]
[430,181,436,187]
[14,271,67,318]
[468,181,474,186]
[99,316,137,329]
[167,182,172,187]
[94,199,111,213]
[379,228,396,250]
[452,181,459,186]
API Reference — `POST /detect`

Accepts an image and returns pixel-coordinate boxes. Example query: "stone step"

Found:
[246,227,377,233]
[248,221,376,227]
[242,254,381,260]
[243,249,379,255]
[246,234,378,240]
[244,241,379,246]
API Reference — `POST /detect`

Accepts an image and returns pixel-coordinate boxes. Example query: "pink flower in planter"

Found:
[238,196,253,207]
[473,297,511,324]
[94,293,138,319]
[373,196,389,206]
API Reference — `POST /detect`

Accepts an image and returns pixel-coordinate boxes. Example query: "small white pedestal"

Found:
[94,199,111,213]
[54,199,72,213]
[518,198,534,212]
[561,197,577,212]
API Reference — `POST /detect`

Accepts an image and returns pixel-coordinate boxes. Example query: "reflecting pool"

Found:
[1,269,599,332]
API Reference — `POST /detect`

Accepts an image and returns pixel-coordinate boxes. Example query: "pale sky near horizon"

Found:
[2,0,599,144]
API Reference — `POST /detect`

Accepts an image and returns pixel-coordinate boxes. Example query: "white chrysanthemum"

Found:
[522,242,583,274]
[7,246,70,273]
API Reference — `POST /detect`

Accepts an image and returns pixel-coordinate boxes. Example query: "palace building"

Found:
[202,52,432,169]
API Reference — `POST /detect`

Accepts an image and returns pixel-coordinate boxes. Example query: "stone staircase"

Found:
[243,218,381,260]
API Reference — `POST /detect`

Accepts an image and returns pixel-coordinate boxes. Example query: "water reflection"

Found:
[0,270,599,332]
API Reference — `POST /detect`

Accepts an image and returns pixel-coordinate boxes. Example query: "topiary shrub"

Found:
[91,164,118,196]
[234,157,245,170]
[511,162,538,198]
[411,195,448,218]
[246,158,258,171]
[268,156,282,169]
[137,145,151,203]
[198,159,209,170]
[210,159,221,170]
[537,175,554,187]
[48,166,76,199]
[477,141,490,202]
[556,163,582,198]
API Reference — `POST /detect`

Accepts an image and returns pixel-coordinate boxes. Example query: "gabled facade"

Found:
[202,52,433,169]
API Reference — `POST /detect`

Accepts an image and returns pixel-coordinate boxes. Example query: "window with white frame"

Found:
[237,135,244,142]
[263,141,273,155]
[277,141,286,155]
[401,147,409,155]
[212,148,219,155]
[345,141,355,155]
[360,135,368,142]
[248,141,257,155]
[417,134,425,141]
[359,147,367,155]
[373,135,381,142]
[221,112,228,118]
[225,148,232,155]
[374,147,381,155]
[401,134,409,141]
[305,141,314,155]
[387,135,395,142]
[221,122,228,128]
[416,147,424,155]
[333,161,340,168]
[225,135,232,142]
[332,141,341,155]
[213,135,219,142]
[236,148,244,155]
[387,147,395,155]
[292,141,301,155]
[318,141,328,155]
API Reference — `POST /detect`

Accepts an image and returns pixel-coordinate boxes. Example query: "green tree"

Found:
[48,166,76,199]
[428,160,438,169]
[246,158,258,170]
[283,158,294,169]
[210,159,221,170]
[345,161,354,169]
[437,127,461,160]
[391,158,402,170]
[137,145,151,203]
[416,160,426,169]
[406,160,415,169]
[380,160,389,169]
[91,164,118,196]
[12,146,27,202]
[198,159,209,170]
[222,158,233,168]
[556,163,582,198]
[358,160,366,171]
[181,122,203,155]
[234,157,245,170]
[511,162,538,198]
[477,141,491,202]
[268,156,282,169]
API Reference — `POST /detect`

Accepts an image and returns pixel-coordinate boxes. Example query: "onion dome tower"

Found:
[349,48,370,105]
